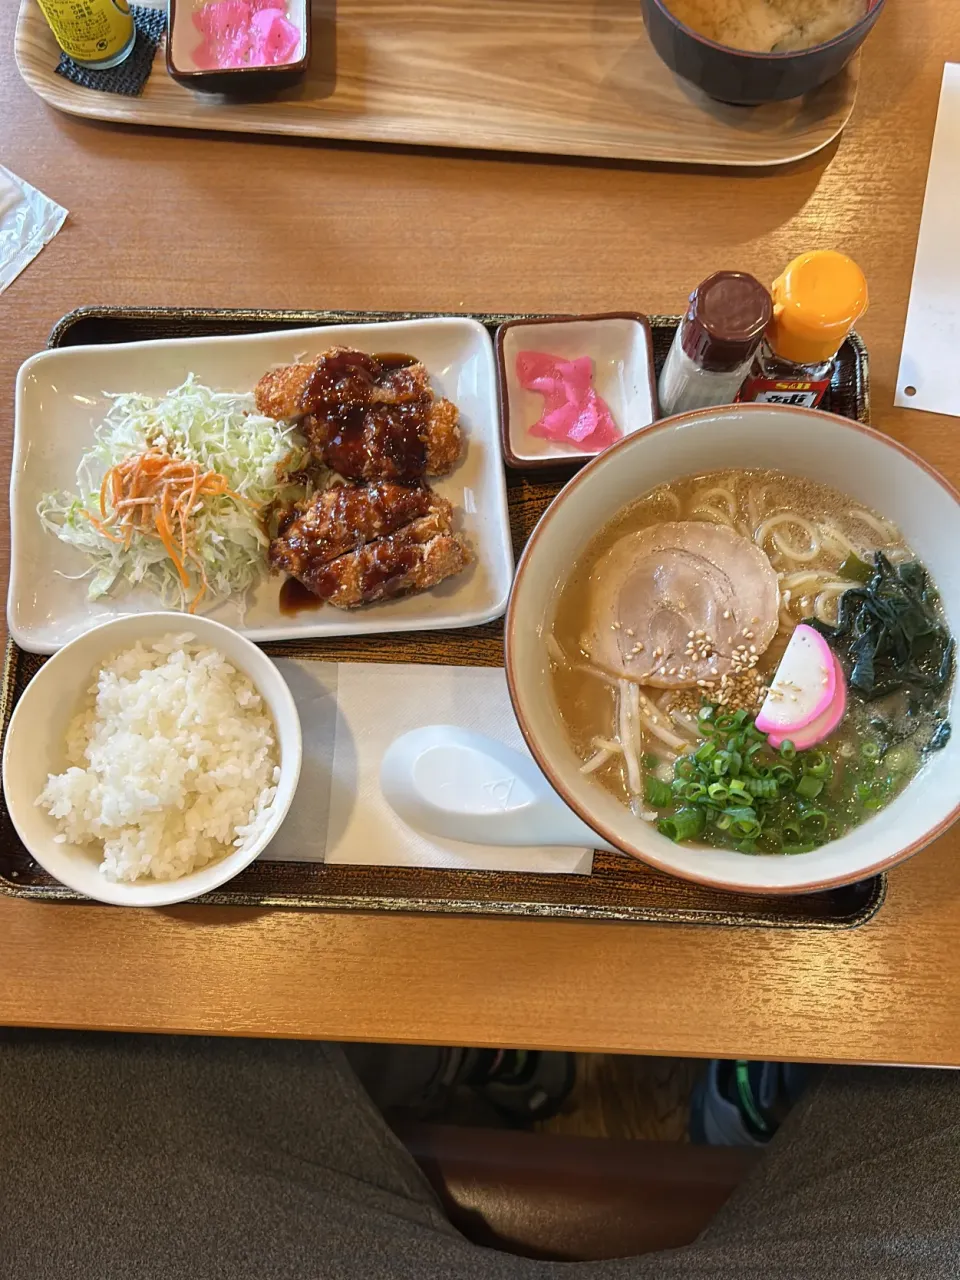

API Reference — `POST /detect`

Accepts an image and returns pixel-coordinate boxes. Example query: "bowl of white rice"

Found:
[1,613,302,906]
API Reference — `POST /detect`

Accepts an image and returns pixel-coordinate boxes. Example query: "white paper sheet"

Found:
[260,660,593,875]
[895,64,960,416]
[0,165,67,294]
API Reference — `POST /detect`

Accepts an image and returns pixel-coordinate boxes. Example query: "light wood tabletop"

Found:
[2,1,960,1065]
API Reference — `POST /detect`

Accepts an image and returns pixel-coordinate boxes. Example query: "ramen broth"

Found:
[549,468,953,854]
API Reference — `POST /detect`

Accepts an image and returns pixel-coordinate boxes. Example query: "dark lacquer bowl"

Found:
[639,0,886,105]
[167,0,311,96]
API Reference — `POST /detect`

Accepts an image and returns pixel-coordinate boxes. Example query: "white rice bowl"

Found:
[37,634,280,883]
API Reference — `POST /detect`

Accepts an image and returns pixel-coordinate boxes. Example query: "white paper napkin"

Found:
[0,165,67,294]
[895,64,960,417]
[260,659,593,875]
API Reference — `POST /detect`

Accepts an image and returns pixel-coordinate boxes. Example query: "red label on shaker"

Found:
[738,377,830,409]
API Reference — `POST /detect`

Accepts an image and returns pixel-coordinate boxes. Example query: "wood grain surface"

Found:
[3,0,960,1064]
[15,0,859,166]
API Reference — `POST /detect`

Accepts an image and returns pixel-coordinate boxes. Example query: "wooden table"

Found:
[2,2,960,1065]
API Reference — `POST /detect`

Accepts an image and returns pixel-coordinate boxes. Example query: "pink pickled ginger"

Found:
[516,352,620,453]
[193,0,300,69]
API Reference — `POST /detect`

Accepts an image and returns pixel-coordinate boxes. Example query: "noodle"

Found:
[755,511,822,563]
[653,487,682,516]
[698,486,738,518]
[848,508,899,544]
[820,521,861,560]
[690,504,736,527]
[813,583,849,624]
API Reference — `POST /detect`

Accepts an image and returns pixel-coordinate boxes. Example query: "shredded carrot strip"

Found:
[82,448,255,611]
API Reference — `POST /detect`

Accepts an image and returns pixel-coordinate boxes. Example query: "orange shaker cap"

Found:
[767,251,868,366]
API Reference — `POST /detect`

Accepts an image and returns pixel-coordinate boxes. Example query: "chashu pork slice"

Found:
[582,521,779,688]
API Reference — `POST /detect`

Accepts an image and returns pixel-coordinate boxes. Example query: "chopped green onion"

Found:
[807,752,832,778]
[780,741,797,760]
[796,775,824,799]
[644,776,673,808]
[658,807,706,842]
[861,741,881,762]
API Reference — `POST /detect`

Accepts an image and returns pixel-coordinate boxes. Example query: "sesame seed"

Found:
[688,631,695,639]
[626,628,635,637]
[722,610,731,619]
[749,645,757,654]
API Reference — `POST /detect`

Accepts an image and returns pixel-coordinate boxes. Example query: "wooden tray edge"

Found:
[14,1,859,169]
[0,306,879,929]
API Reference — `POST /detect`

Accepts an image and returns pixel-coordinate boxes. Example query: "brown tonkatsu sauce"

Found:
[279,576,323,614]
[299,350,430,483]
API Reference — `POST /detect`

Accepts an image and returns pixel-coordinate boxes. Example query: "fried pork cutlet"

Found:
[254,348,431,421]
[255,347,463,480]
[301,398,462,484]
[284,513,471,609]
[254,362,317,421]
[268,482,471,609]
[269,483,448,576]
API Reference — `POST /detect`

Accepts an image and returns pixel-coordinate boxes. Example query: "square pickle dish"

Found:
[496,313,658,469]
[10,316,513,653]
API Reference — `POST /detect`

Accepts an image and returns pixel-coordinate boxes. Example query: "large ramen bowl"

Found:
[505,404,960,894]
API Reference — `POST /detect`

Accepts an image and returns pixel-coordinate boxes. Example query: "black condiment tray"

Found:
[0,307,881,928]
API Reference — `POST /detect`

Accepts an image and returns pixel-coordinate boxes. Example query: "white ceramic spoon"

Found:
[380,725,617,852]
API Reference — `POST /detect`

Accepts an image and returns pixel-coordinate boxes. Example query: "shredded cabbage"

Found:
[38,375,312,611]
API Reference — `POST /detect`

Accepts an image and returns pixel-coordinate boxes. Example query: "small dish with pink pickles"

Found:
[496,314,657,470]
[167,0,311,95]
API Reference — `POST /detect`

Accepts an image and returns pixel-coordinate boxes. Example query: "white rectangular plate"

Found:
[10,317,514,653]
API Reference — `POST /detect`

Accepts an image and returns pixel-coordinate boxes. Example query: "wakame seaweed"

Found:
[809,554,955,704]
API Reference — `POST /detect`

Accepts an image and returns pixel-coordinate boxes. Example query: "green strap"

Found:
[735,1061,772,1135]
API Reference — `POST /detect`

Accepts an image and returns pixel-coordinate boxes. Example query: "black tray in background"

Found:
[0,307,881,930]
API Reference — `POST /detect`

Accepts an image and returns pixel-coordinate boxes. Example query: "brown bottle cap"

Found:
[680,272,773,373]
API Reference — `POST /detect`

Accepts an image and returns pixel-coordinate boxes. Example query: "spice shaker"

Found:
[739,251,868,409]
[658,272,772,417]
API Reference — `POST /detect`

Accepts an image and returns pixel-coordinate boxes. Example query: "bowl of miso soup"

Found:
[505,403,960,893]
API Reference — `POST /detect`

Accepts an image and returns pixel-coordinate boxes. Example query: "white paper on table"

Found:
[895,64,960,416]
[0,165,67,294]
[260,659,593,875]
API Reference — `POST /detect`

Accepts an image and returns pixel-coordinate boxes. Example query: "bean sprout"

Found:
[629,797,657,823]
[545,634,565,665]
[580,747,613,774]
[617,680,643,796]
[669,709,701,738]
[638,708,689,751]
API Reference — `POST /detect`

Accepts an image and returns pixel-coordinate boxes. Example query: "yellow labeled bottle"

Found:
[37,0,135,70]
[739,251,868,410]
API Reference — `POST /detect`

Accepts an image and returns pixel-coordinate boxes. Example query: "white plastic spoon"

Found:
[379,725,618,852]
